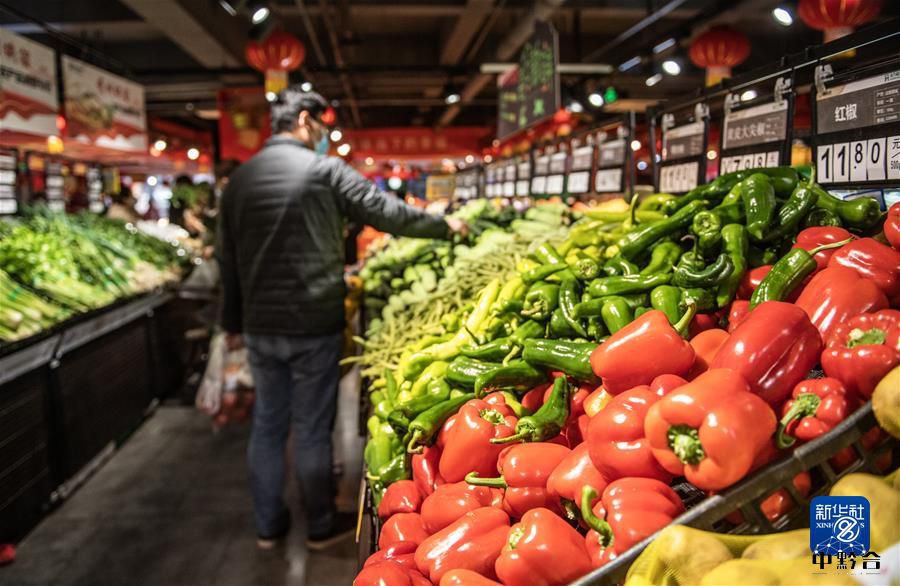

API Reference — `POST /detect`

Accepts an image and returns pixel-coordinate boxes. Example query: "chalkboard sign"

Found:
[719,77,793,175]
[0,148,17,215]
[812,64,900,188]
[497,21,560,139]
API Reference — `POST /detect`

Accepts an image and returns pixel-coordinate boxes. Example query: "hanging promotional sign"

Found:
[657,104,709,194]
[719,77,793,174]
[0,26,58,138]
[62,56,147,152]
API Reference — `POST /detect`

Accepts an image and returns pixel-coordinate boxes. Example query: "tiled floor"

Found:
[2,371,366,586]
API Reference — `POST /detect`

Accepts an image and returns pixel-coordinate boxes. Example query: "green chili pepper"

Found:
[573,257,601,280]
[637,193,677,211]
[691,210,722,238]
[374,398,393,421]
[395,378,452,418]
[559,277,588,337]
[489,376,572,444]
[583,208,666,223]
[711,202,745,225]
[803,207,843,228]
[716,224,749,308]
[650,285,682,325]
[521,282,560,320]
[474,360,547,397]
[498,391,532,418]
[387,409,411,433]
[410,361,449,398]
[747,245,779,268]
[460,338,513,362]
[365,415,397,476]
[634,306,653,319]
[406,393,475,453]
[812,186,882,230]
[600,296,634,334]
[522,263,568,284]
[574,293,649,318]
[640,240,682,275]
[680,287,716,312]
[617,200,708,260]
[587,273,671,297]
[371,389,386,408]
[758,180,818,242]
[742,173,777,241]
[719,182,744,207]
[511,320,545,345]
[532,242,566,265]
[586,316,607,342]
[677,248,705,272]
[521,338,596,381]
[673,252,734,288]
[549,308,578,338]
[603,254,640,276]
[384,369,399,406]
[377,452,411,485]
[750,238,854,308]
[446,356,501,389]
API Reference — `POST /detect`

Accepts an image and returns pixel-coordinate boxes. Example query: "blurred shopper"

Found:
[216,87,466,551]
[106,189,140,223]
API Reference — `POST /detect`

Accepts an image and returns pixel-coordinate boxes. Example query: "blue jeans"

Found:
[244,332,342,538]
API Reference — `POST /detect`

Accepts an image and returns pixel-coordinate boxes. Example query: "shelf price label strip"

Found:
[656,103,709,194]
[812,62,900,189]
[719,76,794,175]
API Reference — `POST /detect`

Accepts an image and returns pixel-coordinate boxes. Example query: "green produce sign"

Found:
[497,21,559,139]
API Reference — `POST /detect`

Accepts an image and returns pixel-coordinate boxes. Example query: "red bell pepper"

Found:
[439,396,517,483]
[379,480,423,520]
[354,561,431,586]
[886,202,900,250]
[589,306,696,394]
[494,508,593,586]
[583,386,612,417]
[645,368,777,490]
[546,442,607,506]
[687,328,730,379]
[412,445,444,498]
[587,385,673,483]
[521,382,551,413]
[775,378,850,449]
[439,569,502,585]
[689,311,722,338]
[727,300,750,333]
[579,479,684,569]
[466,442,571,518]
[725,471,812,525]
[364,541,419,573]
[737,265,773,299]
[710,301,822,406]
[831,427,891,473]
[828,237,900,304]
[796,266,889,341]
[821,309,900,399]
[415,507,510,583]
[420,481,503,534]
[650,374,687,396]
[379,512,430,549]
[792,227,855,272]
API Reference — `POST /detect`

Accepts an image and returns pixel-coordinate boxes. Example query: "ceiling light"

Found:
[484,155,493,163]
[741,89,758,101]
[153,139,167,151]
[619,56,641,72]
[218,0,237,16]
[187,148,200,160]
[364,157,374,165]
[300,81,313,92]
[248,1,270,25]
[707,150,718,160]
[265,91,277,102]
[150,147,162,157]
[662,59,681,76]
[146,176,158,186]
[637,160,648,171]
[330,129,343,142]
[337,143,351,157]
[631,140,642,151]
[465,154,475,164]
[773,6,793,26]
[445,92,461,105]
[387,176,403,190]
[588,92,605,108]
[645,73,663,87]
[566,97,584,113]
[604,86,619,104]
[653,38,677,54]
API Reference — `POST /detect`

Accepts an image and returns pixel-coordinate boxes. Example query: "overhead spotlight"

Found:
[631,140,642,151]
[707,150,718,160]
[300,81,313,92]
[653,38,677,54]
[187,148,200,160]
[387,176,403,190]
[772,6,793,26]
[645,73,663,87]
[248,1,270,24]
[153,139,167,151]
[566,96,584,113]
[741,89,758,101]
[465,154,475,164]
[662,59,681,76]
[337,143,351,157]
[364,157,374,165]
[484,155,493,163]
[218,0,237,16]
[619,56,641,72]
[146,176,158,187]
[445,91,461,105]
[330,129,343,142]
[637,160,648,171]
[588,91,604,108]
[265,91,277,102]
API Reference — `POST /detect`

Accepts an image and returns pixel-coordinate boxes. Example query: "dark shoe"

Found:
[306,512,357,551]
[257,515,291,550]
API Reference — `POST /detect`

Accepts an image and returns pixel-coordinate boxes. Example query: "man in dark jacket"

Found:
[216,88,466,551]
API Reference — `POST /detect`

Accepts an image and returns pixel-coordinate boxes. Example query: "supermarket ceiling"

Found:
[2,0,899,130]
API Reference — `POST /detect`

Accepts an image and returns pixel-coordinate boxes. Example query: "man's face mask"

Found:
[309,117,329,155]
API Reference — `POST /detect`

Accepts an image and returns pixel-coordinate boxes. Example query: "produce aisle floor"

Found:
[3,370,365,586]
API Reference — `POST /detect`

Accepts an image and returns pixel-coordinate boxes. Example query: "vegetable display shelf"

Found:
[0,290,174,543]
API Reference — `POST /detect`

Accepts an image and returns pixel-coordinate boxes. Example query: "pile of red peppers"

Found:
[356,203,900,586]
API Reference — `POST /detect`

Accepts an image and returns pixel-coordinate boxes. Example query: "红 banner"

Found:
[344,127,491,159]
[0,26,58,137]
[62,56,147,152]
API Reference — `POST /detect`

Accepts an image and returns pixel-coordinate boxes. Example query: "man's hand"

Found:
[446,217,469,238]
[224,333,244,352]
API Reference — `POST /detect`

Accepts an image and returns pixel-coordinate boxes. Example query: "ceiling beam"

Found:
[293,0,329,67]
[118,0,241,68]
[440,0,496,66]
[317,0,363,127]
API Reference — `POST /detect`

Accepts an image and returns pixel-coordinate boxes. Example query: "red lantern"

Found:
[245,31,305,95]
[798,0,882,43]
[689,26,750,87]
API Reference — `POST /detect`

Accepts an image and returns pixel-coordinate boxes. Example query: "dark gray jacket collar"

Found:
[264,135,311,150]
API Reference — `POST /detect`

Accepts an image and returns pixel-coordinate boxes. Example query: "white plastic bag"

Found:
[196,332,226,415]
[196,334,256,426]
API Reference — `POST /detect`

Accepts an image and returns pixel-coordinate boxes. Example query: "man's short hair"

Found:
[270,87,328,134]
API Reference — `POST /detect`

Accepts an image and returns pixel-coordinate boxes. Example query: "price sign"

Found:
[567,171,590,194]
[813,67,900,188]
[531,175,547,195]
[503,181,515,196]
[595,137,628,193]
[534,154,550,176]
[546,174,565,195]
[657,106,707,194]
[598,139,626,166]
[516,180,530,196]
[659,162,700,193]
[595,169,623,193]
[663,121,704,161]
[504,163,516,182]
[720,81,791,175]
[517,159,531,181]
[0,148,16,216]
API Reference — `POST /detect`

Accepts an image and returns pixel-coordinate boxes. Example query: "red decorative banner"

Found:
[344,127,491,159]
[218,87,271,162]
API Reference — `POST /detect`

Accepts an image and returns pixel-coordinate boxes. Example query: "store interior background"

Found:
[1,1,899,585]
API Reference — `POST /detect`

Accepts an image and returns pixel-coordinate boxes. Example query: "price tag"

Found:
[0,170,15,185]
[888,136,900,180]
[48,200,65,212]
[0,199,17,214]
[850,140,868,182]
[567,171,590,194]
[546,174,565,195]
[817,144,833,184]
[503,181,515,197]
[817,135,899,183]
[531,176,547,194]
[834,142,850,182]
[89,201,105,213]
[516,180,529,196]
[595,169,622,193]
[867,138,887,181]
[659,162,698,193]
